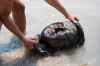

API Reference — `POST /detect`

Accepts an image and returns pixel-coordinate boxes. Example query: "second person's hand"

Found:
[67,15,79,23]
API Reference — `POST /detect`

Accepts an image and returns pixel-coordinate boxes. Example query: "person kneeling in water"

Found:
[0,0,79,50]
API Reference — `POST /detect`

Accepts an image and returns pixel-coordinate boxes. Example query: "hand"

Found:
[67,15,79,23]
[23,36,39,50]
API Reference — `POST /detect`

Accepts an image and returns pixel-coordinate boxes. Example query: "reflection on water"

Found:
[0,35,87,66]
[0,36,22,53]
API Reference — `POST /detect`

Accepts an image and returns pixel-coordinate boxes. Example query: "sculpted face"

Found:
[36,21,85,55]
[41,22,78,48]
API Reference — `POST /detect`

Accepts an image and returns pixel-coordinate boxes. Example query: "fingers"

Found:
[67,17,73,22]
[23,36,39,50]
[24,43,33,50]
[68,17,75,23]
[75,16,79,22]
[25,35,39,43]
[31,37,39,44]
[68,16,79,23]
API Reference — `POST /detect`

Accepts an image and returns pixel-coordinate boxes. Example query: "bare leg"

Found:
[12,1,26,34]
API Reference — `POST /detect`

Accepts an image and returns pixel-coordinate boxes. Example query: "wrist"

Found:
[64,12,72,19]
[17,33,26,42]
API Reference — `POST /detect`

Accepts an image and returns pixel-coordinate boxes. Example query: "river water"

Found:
[0,0,100,66]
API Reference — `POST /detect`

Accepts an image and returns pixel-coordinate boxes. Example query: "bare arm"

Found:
[46,0,79,22]
[3,17,25,41]
[46,0,70,18]
[12,0,26,34]
[2,17,38,49]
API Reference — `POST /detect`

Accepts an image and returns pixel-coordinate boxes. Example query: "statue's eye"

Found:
[47,29,53,33]
[55,28,65,33]
[47,30,51,34]
[44,28,55,37]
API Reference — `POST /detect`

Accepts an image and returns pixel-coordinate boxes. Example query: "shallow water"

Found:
[0,0,100,66]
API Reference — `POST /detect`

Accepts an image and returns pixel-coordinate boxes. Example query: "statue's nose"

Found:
[56,32,66,39]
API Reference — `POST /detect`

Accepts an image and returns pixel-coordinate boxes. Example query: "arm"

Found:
[46,0,79,22]
[12,0,26,34]
[2,17,38,49]
[3,17,25,41]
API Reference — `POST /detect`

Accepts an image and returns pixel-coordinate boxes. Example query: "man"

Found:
[0,0,37,50]
[46,0,79,22]
[0,0,78,50]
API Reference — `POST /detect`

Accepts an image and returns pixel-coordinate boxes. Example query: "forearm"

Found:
[46,0,71,18]
[3,17,25,41]
[12,0,26,34]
